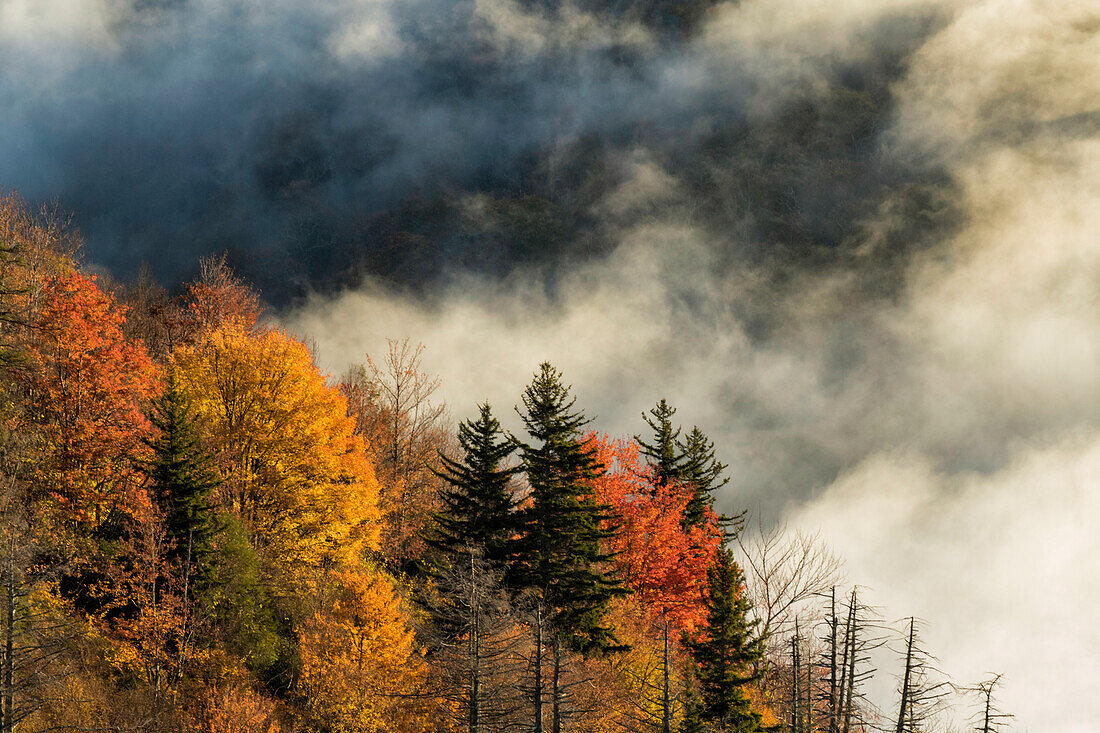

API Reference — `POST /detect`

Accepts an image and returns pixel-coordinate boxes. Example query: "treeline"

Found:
[0,192,1010,732]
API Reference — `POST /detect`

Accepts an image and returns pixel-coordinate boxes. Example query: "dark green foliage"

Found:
[514,362,627,654]
[687,548,766,733]
[635,399,687,490]
[427,402,520,575]
[679,658,709,733]
[679,427,730,530]
[207,515,294,687]
[143,372,221,593]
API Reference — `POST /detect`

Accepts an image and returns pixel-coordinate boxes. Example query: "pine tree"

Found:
[635,399,686,489]
[427,403,520,575]
[679,427,732,530]
[144,371,221,594]
[686,548,766,733]
[513,362,627,654]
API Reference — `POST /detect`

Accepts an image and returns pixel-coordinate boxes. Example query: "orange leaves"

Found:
[297,568,432,733]
[172,325,381,579]
[21,272,157,526]
[588,434,721,633]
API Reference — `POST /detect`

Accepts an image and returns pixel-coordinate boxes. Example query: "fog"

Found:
[4,0,1099,727]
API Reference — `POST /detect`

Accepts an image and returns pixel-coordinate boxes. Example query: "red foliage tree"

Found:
[588,434,721,633]
[22,272,158,527]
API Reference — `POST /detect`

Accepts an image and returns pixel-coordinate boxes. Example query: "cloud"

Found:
[285,1,1100,726]
[4,0,1099,726]
[789,435,1100,731]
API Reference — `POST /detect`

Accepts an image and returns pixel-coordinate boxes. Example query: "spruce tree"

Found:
[427,402,520,574]
[687,547,766,733]
[144,372,221,594]
[679,426,731,530]
[634,399,687,489]
[513,362,626,654]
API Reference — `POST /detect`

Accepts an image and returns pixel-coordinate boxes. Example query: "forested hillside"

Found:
[0,192,1011,732]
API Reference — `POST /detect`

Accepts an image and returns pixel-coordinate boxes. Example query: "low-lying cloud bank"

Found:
[288,0,1100,728]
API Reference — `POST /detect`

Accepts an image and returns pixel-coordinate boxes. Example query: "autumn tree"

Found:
[184,253,264,336]
[591,435,722,733]
[297,568,433,733]
[173,325,381,588]
[0,524,86,733]
[20,272,158,531]
[99,496,199,720]
[118,262,190,359]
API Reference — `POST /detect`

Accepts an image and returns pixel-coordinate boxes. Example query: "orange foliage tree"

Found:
[21,272,158,528]
[588,434,723,733]
[588,434,720,632]
[172,325,380,584]
[183,254,264,337]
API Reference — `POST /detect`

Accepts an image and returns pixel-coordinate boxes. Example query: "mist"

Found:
[4,0,1099,728]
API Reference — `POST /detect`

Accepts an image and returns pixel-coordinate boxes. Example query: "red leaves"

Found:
[22,272,158,525]
[588,434,721,633]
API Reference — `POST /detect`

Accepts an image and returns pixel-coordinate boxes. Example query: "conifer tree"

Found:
[513,362,627,654]
[143,372,221,594]
[686,548,766,733]
[427,402,520,574]
[679,427,731,530]
[635,399,686,489]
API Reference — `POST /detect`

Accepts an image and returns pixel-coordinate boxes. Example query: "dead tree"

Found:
[816,587,882,733]
[892,617,951,733]
[737,522,843,664]
[420,549,528,733]
[965,674,1013,733]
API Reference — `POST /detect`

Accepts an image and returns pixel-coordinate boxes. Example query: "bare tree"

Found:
[419,548,528,733]
[736,521,844,655]
[892,618,951,733]
[814,587,885,733]
[340,338,453,569]
[964,674,1012,733]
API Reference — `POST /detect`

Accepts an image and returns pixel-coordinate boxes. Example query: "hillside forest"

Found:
[0,192,1011,732]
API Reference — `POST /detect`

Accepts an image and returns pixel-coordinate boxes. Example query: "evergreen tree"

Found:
[635,399,687,489]
[679,427,731,530]
[514,362,626,654]
[426,402,520,575]
[679,658,710,733]
[687,548,766,733]
[143,372,221,594]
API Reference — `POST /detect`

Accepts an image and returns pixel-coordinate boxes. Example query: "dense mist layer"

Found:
[5,0,1100,728]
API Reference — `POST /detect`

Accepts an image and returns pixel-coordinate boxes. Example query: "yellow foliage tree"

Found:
[172,325,380,584]
[297,569,434,733]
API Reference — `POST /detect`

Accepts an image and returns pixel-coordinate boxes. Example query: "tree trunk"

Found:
[895,618,914,733]
[551,637,561,733]
[3,534,13,733]
[533,604,543,733]
[662,619,671,733]
[841,591,858,733]
[828,587,837,733]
